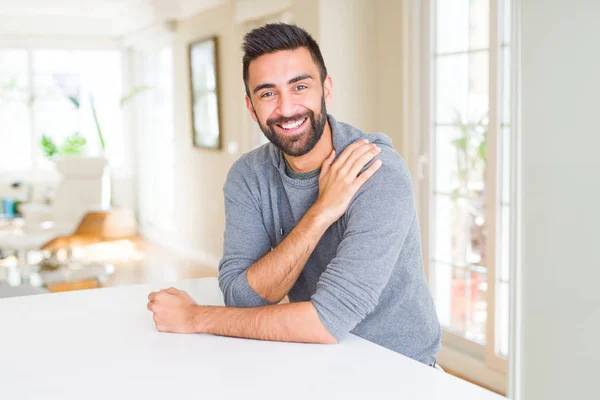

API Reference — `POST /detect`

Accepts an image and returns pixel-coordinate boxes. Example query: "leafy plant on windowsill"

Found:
[39,85,150,158]
[41,132,87,160]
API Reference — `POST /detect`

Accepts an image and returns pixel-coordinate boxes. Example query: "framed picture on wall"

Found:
[189,36,221,149]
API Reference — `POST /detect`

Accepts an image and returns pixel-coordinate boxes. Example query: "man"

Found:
[147,23,441,365]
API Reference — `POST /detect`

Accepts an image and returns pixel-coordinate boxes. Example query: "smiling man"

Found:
[147,23,441,365]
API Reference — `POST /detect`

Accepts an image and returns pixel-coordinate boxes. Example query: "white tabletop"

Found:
[0,278,502,399]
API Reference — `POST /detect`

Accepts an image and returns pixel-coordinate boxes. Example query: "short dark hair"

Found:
[242,23,328,97]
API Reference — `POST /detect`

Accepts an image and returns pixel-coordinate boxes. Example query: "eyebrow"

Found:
[252,74,314,94]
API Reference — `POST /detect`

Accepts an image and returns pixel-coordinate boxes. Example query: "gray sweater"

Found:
[218,115,441,364]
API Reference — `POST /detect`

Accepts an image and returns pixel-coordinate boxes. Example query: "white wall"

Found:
[318,0,378,133]
[518,0,600,398]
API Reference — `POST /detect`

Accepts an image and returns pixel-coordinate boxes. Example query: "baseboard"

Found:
[139,223,221,269]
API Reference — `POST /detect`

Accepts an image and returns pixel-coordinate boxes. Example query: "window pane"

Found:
[432,262,487,342]
[434,125,488,196]
[0,49,32,171]
[469,0,490,50]
[32,50,123,168]
[499,205,510,282]
[469,267,487,342]
[501,45,511,125]
[433,192,487,268]
[436,0,469,53]
[502,0,511,45]
[497,281,510,357]
[501,127,511,204]
[435,52,489,124]
[436,0,489,53]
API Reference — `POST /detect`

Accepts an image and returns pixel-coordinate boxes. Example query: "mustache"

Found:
[267,110,313,127]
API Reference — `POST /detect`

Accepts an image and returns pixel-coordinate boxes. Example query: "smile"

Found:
[277,117,307,131]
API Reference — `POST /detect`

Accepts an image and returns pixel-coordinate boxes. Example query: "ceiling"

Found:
[0,0,225,37]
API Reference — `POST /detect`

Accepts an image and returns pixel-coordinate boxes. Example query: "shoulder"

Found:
[226,144,273,184]
[347,140,416,217]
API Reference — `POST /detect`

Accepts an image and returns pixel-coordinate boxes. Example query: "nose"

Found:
[276,90,297,117]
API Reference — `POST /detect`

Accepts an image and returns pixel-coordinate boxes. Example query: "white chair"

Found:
[0,157,110,256]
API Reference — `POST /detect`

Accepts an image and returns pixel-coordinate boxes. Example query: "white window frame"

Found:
[413,0,519,394]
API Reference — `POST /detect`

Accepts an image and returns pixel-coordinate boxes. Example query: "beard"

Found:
[256,96,327,157]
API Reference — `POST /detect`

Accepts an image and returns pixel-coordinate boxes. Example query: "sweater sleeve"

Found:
[218,160,276,308]
[310,153,417,339]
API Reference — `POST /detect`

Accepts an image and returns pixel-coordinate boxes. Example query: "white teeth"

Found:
[281,118,306,130]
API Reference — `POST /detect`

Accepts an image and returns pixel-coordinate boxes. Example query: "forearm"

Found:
[193,301,337,344]
[246,205,330,303]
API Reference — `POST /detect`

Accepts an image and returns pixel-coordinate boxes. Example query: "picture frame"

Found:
[188,36,221,149]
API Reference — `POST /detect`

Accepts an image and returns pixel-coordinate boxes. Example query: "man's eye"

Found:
[296,84,308,91]
[260,91,275,98]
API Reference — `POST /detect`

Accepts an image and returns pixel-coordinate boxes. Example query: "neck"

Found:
[284,121,333,173]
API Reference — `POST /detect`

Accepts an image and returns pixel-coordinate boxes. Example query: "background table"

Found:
[0,278,503,399]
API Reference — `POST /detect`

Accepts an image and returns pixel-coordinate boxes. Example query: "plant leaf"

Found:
[40,135,59,160]
[120,85,150,107]
[67,95,80,109]
[61,132,87,155]
[90,94,105,152]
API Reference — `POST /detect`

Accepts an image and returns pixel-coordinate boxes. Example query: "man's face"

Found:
[245,47,332,157]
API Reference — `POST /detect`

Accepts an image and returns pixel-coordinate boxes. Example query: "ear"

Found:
[323,74,333,108]
[245,95,258,123]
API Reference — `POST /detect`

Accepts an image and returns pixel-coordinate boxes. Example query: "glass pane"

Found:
[32,50,123,168]
[502,0,511,44]
[501,45,511,125]
[469,267,487,342]
[433,191,487,267]
[436,0,489,53]
[433,264,487,342]
[501,126,511,204]
[436,0,469,53]
[469,0,490,50]
[497,281,510,357]
[0,49,32,171]
[499,205,510,282]
[434,125,488,195]
[435,52,489,124]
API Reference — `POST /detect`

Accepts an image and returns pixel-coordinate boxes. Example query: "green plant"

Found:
[41,132,87,160]
[450,111,488,200]
[41,85,150,155]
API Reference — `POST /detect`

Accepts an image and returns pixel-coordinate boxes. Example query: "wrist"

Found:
[192,305,207,333]
[306,202,334,232]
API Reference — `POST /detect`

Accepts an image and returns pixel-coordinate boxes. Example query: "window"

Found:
[0,49,31,172]
[421,0,513,392]
[0,48,123,175]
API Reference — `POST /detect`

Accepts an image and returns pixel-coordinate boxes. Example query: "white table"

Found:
[0,278,502,399]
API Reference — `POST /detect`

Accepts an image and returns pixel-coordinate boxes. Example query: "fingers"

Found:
[333,139,370,167]
[148,292,158,301]
[341,143,381,175]
[347,146,382,178]
[352,159,383,190]
[147,301,154,312]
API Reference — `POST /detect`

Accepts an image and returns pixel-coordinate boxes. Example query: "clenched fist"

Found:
[147,287,199,334]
